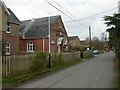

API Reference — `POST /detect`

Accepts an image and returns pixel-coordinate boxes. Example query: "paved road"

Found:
[16,51,116,88]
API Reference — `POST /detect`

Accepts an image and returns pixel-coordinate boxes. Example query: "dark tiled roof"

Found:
[20,15,60,39]
[69,36,79,41]
[7,8,21,24]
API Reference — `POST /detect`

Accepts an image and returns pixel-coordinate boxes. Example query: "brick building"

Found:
[68,36,80,47]
[20,15,68,53]
[0,1,21,56]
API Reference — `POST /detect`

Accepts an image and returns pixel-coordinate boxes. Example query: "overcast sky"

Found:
[3,0,119,40]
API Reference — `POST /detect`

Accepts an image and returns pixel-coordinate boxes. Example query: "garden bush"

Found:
[52,53,64,67]
[31,51,47,71]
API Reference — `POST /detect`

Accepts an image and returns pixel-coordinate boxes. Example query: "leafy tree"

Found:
[104,13,120,53]
[91,37,104,50]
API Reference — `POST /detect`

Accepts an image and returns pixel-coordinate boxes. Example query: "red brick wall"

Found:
[2,31,20,55]
[20,38,63,53]
[69,37,81,47]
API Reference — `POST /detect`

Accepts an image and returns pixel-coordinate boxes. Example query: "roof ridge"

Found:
[21,15,60,22]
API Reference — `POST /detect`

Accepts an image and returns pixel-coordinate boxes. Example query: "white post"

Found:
[48,16,51,53]
[48,16,52,68]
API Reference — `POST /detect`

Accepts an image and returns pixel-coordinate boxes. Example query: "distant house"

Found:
[68,36,80,47]
[80,40,89,47]
[20,15,68,53]
[0,1,21,56]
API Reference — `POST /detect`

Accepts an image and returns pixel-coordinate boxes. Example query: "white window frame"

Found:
[6,22,11,34]
[6,42,10,55]
[27,42,35,52]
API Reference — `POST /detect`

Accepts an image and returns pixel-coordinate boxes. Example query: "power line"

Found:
[44,0,88,28]
[51,0,76,18]
[66,7,118,23]
[51,0,88,28]
[44,0,78,22]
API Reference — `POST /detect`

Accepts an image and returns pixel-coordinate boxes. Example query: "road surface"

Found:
[16,51,116,88]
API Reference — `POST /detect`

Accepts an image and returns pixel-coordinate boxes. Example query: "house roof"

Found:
[68,36,80,41]
[0,0,10,15]
[20,15,60,39]
[7,8,21,24]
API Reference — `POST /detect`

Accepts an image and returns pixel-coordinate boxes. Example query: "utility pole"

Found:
[48,16,51,68]
[48,16,51,54]
[89,25,92,50]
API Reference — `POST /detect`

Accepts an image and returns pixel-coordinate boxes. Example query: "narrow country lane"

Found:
[16,51,116,88]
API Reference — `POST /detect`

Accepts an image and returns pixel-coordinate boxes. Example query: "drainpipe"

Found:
[43,37,45,51]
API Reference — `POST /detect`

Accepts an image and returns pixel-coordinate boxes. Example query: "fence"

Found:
[83,50,92,58]
[2,50,92,76]
[61,51,81,62]
[2,55,33,76]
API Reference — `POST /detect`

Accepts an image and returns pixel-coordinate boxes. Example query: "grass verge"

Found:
[84,54,95,60]
[3,55,94,88]
[99,50,105,54]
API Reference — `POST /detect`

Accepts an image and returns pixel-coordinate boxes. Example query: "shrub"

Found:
[58,53,64,65]
[31,51,47,71]
[68,45,87,52]
[52,53,63,67]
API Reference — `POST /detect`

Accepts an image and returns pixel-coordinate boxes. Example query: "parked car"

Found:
[93,50,99,54]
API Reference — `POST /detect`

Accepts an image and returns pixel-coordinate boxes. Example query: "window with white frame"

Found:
[6,42,10,55]
[6,22,11,33]
[27,42,34,52]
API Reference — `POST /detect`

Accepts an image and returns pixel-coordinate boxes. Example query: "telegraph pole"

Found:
[89,25,92,50]
[48,16,51,54]
[48,16,51,68]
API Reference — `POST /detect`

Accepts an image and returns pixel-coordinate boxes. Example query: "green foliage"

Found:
[31,51,47,71]
[52,53,64,67]
[68,45,87,52]
[104,13,120,52]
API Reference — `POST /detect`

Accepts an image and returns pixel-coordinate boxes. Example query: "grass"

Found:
[84,54,94,59]
[99,50,105,54]
[2,55,95,88]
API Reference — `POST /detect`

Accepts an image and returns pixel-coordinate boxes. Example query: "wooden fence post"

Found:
[5,57,7,76]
